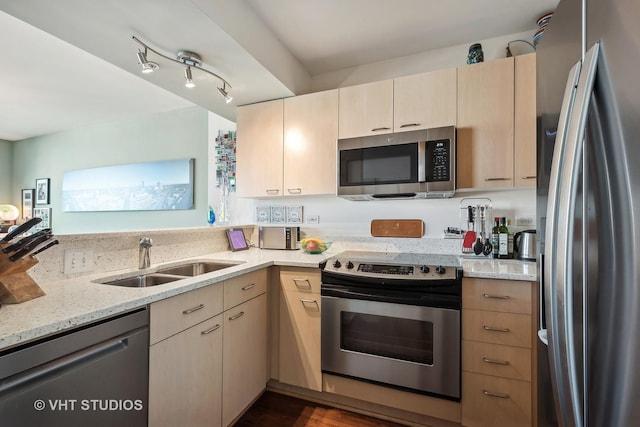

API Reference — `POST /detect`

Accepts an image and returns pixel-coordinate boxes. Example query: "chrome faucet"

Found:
[139,237,153,269]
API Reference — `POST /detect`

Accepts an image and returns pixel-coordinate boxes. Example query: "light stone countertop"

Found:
[0,248,536,351]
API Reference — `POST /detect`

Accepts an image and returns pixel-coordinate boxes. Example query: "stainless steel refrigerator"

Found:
[536,0,640,425]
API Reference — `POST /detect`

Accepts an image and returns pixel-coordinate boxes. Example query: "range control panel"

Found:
[324,260,458,281]
[426,139,451,182]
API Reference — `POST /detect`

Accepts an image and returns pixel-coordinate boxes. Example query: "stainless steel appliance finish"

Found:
[337,126,455,200]
[0,308,149,426]
[258,226,300,250]
[321,251,462,400]
[537,0,640,425]
[513,229,536,261]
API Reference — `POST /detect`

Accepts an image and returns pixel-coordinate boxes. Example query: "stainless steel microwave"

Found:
[337,126,456,200]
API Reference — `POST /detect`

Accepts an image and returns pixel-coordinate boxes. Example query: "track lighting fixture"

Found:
[132,35,232,102]
[217,82,232,103]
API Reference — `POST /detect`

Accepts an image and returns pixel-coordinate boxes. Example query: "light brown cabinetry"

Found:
[222,272,268,426]
[278,267,322,391]
[148,284,224,427]
[338,80,393,139]
[457,57,515,189]
[236,99,283,198]
[394,67,457,132]
[461,278,536,427]
[514,53,537,187]
[236,90,338,198]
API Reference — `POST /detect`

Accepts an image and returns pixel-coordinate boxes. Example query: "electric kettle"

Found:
[513,229,536,261]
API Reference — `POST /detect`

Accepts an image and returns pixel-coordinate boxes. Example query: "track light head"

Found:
[218,83,232,103]
[136,49,159,73]
[184,67,195,88]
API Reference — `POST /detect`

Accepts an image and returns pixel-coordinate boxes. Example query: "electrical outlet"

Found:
[64,248,94,274]
[307,215,319,224]
[515,216,535,226]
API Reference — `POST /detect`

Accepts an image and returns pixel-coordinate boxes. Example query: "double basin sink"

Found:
[94,260,242,288]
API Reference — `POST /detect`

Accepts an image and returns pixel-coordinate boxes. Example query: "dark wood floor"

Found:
[234,391,407,427]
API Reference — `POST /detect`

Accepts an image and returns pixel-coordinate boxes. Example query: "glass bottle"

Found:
[499,217,509,259]
[491,217,500,259]
[467,43,484,64]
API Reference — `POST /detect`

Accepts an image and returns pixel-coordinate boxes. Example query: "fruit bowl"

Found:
[300,238,332,254]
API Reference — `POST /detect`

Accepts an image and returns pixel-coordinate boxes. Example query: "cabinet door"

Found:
[149,314,223,427]
[279,287,322,391]
[514,53,537,187]
[338,80,393,139]
[284,89,338,196]
[457,57,515,189]
[394,68,457,132]
[222,294,267,426]
[236,100,284,197]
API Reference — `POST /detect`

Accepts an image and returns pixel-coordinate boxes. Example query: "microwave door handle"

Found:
[418,141,426,182]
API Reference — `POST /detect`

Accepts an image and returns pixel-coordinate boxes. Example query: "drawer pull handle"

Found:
[201,324,221,335]
[522,175,537,179]
[241,283,256,291]
[266,189,280,194]
[483,325,510,333]
[399,123,420,128]
[287,188,302,194]
[482,389,510,399]
[371,127,391,132]
[293,278,312,290]
[484,177,511,181]
[482,357,510,365]
[300,298,320,310]
[182,304,205,315]
[229,311,245,321]
[483,293,510,300]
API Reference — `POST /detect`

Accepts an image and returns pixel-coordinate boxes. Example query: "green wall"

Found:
[0,139,11,203]
[11,106,209,234]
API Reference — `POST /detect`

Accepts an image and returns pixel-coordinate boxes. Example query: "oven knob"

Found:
[420,265,430,274]
[436,266,446,275]
[333,260,342,268]
[346,261,355,269]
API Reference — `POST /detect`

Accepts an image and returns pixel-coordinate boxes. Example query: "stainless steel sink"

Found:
[156,261,240,277]
[97,274,182,288]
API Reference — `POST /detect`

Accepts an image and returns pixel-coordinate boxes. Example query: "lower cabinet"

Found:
[461,278,536,427]
[278,267,322,391]
[149,314,223,427]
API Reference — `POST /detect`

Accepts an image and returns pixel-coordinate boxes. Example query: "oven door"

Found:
[321,295,460,399]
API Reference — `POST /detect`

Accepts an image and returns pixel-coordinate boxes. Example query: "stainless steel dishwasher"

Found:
[0,308,148,426]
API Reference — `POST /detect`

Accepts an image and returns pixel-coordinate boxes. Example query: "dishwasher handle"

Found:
[0,329,140,398]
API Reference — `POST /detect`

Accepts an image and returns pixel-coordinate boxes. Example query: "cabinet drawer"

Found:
[462,340,531,381]
[462,309,532,348]
[224,269,267,310]
[462,278,533,314]
[280,267,321,293]
[150,284,223,345]
[462,372,531,427]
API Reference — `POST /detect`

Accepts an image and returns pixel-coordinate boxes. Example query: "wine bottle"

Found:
[491,217,500,259]
[499,217,509,259]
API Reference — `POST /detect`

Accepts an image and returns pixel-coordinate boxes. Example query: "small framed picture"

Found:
[35,178,50,205]
[21,189,35,219]
[225,228,249,251]
[33,207,51,230]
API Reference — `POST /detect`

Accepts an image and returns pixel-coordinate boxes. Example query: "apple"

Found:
[305,241,319,252]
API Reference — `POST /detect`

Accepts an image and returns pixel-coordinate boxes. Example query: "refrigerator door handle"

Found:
[547,42,600,427]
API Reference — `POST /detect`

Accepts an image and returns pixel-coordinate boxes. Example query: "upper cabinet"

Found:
[338,80,394,139]
[236,99,284,198]
[457,57,516,189]
[236,90,338,198]
[394,68,457,132]
[284,90,339,196]
[514,53,537,187]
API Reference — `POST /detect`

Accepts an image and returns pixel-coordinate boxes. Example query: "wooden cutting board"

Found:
[370,219,424,238]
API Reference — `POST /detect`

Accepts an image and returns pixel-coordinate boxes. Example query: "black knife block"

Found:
[0,244,45,304]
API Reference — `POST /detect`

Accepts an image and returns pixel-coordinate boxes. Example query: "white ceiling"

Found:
[0,0,558,142]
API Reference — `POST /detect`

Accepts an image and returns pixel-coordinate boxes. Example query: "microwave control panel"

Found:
[426,139,451,182]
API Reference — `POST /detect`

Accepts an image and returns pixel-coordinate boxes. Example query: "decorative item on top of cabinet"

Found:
[393,68,457,133]
[514,53,537,187]
[278,267,322,391]
[461,278,536,427]
[338,79,393,139]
